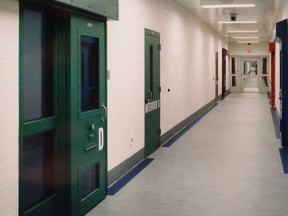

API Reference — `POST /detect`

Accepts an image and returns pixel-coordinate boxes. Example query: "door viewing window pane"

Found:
[149,44,154,96]
[23,9,53,122]
[232,76,237,87]
[79,163,100,200]
[232,58,236,74]
[262,58,268,74]
[23,130,54,210]
[81,36,100,112]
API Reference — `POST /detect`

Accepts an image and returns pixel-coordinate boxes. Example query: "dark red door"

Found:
[269,42,276,109]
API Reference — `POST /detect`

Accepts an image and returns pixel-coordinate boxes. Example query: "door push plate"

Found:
[99,127,104,151]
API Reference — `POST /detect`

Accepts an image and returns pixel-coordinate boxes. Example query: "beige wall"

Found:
[107,0,228,170]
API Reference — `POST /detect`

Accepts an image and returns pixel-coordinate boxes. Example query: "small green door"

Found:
[145,29,161,157]
[70,16,107,216]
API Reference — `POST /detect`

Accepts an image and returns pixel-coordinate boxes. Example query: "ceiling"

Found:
[173,0,281,43]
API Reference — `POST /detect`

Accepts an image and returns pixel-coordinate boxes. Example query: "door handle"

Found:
[148,89,153,98]
[101,103,107,118]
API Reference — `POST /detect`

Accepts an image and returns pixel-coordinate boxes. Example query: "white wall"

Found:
[0,0,19,216]
[107,0,228,170]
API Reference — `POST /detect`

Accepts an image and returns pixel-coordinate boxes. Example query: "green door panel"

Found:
[20,8,60,216]
[145,29,161,157]
[70,15,107,216]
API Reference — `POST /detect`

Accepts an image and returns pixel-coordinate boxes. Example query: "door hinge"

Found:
[158,129,162,135]
[159,86,161,93]
[158,44,161,51]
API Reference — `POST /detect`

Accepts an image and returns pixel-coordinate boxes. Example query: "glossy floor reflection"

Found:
[86,93,288,216]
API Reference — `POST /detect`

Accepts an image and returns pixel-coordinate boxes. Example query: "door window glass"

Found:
[81,36,100,112]
[23,9,53,121]
[149,44,154,96]
[79,163,100,200]
[232,76,237,87]
[262,58,268,74]
[23,130,54,210]
[232,58,236,74]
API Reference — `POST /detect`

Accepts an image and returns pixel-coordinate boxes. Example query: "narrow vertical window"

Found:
[149,45,154,96]
[23,9,53,121]
[81,36,100,112]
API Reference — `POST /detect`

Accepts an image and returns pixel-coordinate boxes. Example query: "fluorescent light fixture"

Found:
[227,30,258,33]
[237,41,259,43]
[233,36,259,39]
[201,4,255,8]
[218,21,258,24]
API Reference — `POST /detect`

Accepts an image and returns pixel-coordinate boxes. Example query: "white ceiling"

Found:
[173,0,281,43]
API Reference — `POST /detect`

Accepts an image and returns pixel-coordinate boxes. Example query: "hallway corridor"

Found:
[87,93,288,216]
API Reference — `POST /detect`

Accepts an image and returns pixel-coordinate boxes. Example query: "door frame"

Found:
[230,57,241,93]
[229,56,270,93]
[240,57,261,92]
[215,52,219,100]
[222,48,229,99]
[276,19,288,149]
[269,42,276,108]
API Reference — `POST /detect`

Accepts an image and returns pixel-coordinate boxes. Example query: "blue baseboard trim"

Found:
[108,158,154,195]
[270,108,281,139]
[279,148,288,174]
[108,149,144,186]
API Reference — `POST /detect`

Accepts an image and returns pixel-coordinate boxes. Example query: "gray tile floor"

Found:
[87,93,288,216]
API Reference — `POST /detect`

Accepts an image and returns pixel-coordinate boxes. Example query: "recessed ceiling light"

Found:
[201,4,255,8]
[227,30,258,33]
[218,21,258,24]
[233,36,259,39]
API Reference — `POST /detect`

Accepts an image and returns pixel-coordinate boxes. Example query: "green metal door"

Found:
[70,16,107,216]
[145,29,161,157]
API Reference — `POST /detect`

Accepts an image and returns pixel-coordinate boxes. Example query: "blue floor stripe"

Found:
[270,108,281,139]
[108,158,154,195]
[162,103,218,148]
[279,148,288,174]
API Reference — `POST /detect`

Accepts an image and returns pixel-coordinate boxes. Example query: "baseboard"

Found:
[108,96,225,186]
[160,98,217,145]
[108,149,144,186]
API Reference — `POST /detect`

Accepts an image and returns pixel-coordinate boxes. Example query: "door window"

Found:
[23,130,54,210]
[262,58,269,88]
[81,36,100,112]
[23,9,53,121]
[79,163,100,200]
